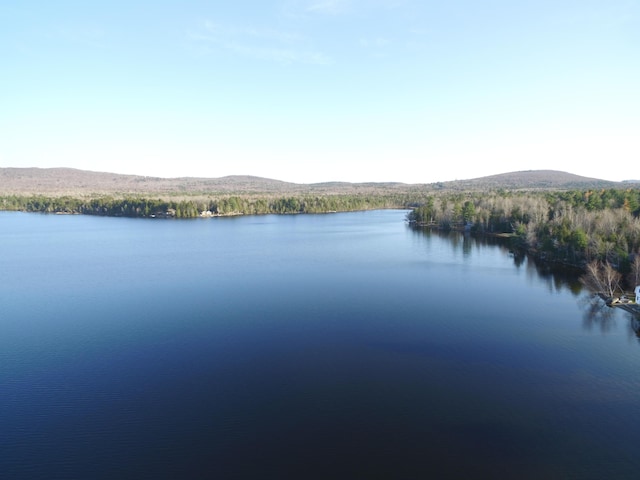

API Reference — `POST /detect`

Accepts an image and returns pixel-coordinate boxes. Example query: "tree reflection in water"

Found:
[411,227,640,344]
[579,294,617,333]
[627,314,640,343]
[578,294,640,342]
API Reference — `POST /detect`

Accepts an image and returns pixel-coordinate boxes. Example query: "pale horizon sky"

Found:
[1,1,638,184]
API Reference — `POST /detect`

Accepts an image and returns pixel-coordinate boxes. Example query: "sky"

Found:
[1,0,638,184]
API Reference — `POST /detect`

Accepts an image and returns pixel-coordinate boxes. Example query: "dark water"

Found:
[2,210,640,479]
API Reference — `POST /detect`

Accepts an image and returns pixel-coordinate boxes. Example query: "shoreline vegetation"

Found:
[405,188,640,297]
[4,186,640,297]
[0,193,408,218]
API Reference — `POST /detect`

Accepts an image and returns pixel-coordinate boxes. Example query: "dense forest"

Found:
[408,188,640,283]
[0,193,414,218]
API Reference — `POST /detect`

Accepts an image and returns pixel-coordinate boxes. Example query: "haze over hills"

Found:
[0,167,621,197]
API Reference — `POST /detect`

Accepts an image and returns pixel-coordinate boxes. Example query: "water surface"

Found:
[2,210,639,479]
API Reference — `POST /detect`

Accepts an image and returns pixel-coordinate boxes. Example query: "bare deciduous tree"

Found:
[580,260,622,299]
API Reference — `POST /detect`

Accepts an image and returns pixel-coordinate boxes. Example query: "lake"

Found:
[2,209,640,479]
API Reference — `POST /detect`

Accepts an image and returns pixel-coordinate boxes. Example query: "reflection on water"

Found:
[525,255,584,297]
[580,294,640,343]
[412,226,640,341]
[580,293,617,333]
[511,248,526,268]
[629,315,640,342]
[410,227,584,296]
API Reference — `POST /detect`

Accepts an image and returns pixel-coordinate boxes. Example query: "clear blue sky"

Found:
[1,0,638,183]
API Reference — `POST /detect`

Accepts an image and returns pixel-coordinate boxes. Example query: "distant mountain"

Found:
[0,167,413,196]
[0,167,623,196]
[0,168,298,195]
[439,170,618,190]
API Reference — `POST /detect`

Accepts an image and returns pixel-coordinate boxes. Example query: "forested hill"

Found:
[0,167,415,196]
[437,170,617,190]
[0,167,620,196]
[0,168,299,195]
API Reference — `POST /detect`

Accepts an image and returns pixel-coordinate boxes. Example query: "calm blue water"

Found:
[2,210,640,479]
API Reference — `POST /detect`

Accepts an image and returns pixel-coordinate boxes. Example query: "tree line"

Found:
[0,193,414,218]
[407,188,640,287]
